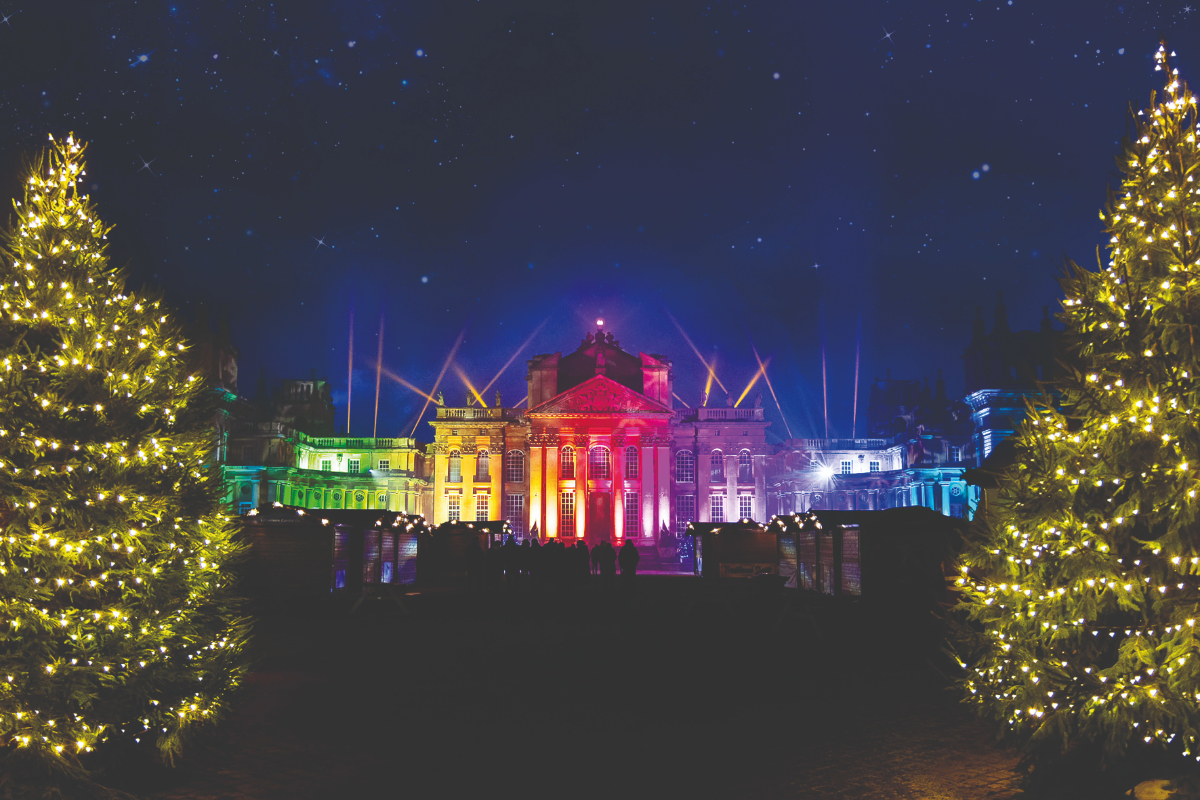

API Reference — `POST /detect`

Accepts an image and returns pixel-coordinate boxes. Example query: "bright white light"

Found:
[596,318,605,327]
[816,465,835,480]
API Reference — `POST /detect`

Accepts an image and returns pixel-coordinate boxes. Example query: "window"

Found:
[624,492,640,537]
[476,450,489,480]
[320,459,332,472]
[625,445,639,480]
[505,450,524,482]
[504,494,525,528]
[738,493,753,520]
[710,494,725,523]
[676,450,695,483]
[710,450,724,482]
[448,450,461,482]
[588,446,612,480]
[378,493,388,509]
[840,460,852,475]
[293,489,305,506]
[238,501,252,515]
[869,461,880,473]
[241,444,255,464]
[447,493,461,522]
[377,459,390,471]
[561,491,576,532]
[347,458,361,473]
[738,450,752,480]
[561,446,575,480]
[475,493,489,521]
[676,495,696,536]
[950,446,963,463]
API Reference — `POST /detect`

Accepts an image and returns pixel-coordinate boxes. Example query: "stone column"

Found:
[698,446,711,522]
[545,442,559,537]
[432,444,447,525]
[529,445,544,537]
[574,434,588,539]
[754,454,767,522]
[490,436,503,520]
[462,449,477,521]
[640,441,654,537]
[612,434,625,538]
[941,482,951,517]
[655,437,671,537]
[725,452,738,520]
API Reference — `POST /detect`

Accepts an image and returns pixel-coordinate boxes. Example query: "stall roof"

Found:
[431,520,513,536]
[245,503,429,531]
[769,506,966,537]
[687,520,768,535]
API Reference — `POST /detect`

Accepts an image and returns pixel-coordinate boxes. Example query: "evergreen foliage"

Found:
[0,135,249,770]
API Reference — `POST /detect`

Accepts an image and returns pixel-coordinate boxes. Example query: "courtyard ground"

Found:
[91,577,1097,799]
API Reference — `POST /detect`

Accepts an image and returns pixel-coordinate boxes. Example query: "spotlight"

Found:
[596,318,605,328]
[816,465,835,481]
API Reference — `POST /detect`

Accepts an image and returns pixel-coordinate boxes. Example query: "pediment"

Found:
[527,375,670,416]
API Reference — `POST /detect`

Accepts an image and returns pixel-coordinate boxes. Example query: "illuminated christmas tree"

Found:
[0,135,249,775]
[957,45,1200,769]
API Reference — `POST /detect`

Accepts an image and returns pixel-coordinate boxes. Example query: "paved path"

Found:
[114,580,1025,800]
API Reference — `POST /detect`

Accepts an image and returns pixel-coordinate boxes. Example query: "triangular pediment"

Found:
[527,374,670,416]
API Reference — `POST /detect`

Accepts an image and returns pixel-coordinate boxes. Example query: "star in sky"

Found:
[811,262,822,270]
[311,231,331,254]
[1029,39,1036,45]
[1185,4,1195,14]
[879,26,896,45]
[135,153,157,176]
[271,47,281,57]
[0,9,15,32]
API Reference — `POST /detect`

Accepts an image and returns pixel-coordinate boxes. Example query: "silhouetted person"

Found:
[576,541,592,585]
[502,536,519,588]
[599,541,618,589]
[618,538,640,587]
[464,537,484,591]
[590,541,602,576]
[485,538,503,590]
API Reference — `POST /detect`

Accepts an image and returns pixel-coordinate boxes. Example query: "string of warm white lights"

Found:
[0,134,249,765]
[956,44,1200,762]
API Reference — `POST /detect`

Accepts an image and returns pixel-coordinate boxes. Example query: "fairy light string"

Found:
[0,134,249,763]
[956,44,1200,761]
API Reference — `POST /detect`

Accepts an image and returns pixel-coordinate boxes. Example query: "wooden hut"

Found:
[240,504,429,604]
[768,507,962,604]
[686,519,776,579]
[419,520,512,582]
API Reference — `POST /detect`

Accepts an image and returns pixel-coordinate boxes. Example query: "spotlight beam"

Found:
[373,313,384,438]
[479,318,549,400]
[379,366,442,405]
[751,343,793,439]
[346,310,354,435]
[667,311,727,394]
[409,330,465,438]
[454,364,488,407]
[734,356,770,408]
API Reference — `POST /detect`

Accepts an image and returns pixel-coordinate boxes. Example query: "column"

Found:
[545,444,559,537]
[698,446,711,522]
[641,443,654,536]
[754,455,767,522]
[656,442,670,536]
[725,452,737,520]
[613,440,625,539]
[941,482,951,517]
[462,450,477,521]
[529,445,544,537]
[575,442,587,538]
[433,446,446,525]
[490,440,502,519]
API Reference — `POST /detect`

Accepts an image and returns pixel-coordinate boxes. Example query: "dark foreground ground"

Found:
[97,578,1046,799]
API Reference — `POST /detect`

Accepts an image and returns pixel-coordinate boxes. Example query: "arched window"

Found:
[676,450,695,483]
[625,445,639,480]
[738,450,752,481]
[710,450,724,482]
[561,446,575,480]
[377,493,388,509]
[476,449,490,481]
[505,450,525,483]
[589,446,612,480]
[448,450,462,482]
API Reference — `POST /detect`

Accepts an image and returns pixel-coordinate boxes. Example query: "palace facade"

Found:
[213,294,1050,541]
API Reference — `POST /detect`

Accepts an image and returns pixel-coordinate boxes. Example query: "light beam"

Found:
[380,367,442,405]
[346,310,354,435]
[409,330,465,438]
[852,312,861,439]
[667,311,727,394]
[455,365,488,407]
[373,313,385,438]
[820,302,829,439]
[751,343,793,439]
[479,318,549,400]
[735,357,770,407]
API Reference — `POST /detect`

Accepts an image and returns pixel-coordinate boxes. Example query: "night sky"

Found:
[0,1,1192,442]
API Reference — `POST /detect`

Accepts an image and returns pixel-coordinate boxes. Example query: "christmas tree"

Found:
[957,45,1200,766]
[0,135,249,773]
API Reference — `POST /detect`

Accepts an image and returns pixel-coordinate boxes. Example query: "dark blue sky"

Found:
[0,0,1191,441]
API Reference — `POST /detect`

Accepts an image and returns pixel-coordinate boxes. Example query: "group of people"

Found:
[463,536,640,591]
